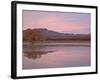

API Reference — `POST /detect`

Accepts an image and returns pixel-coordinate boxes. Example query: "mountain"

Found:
[23,28,90,42]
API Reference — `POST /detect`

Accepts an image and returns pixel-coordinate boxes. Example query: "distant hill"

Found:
[23,28,90,42]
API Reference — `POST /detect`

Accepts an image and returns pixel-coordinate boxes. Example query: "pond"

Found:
[22,44,90,69]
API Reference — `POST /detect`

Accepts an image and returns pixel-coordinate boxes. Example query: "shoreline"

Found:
[23,42,90,46]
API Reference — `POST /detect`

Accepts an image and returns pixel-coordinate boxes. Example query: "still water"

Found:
[23,45,90,69]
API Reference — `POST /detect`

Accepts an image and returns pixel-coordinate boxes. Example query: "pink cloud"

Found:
[23,11,90,34]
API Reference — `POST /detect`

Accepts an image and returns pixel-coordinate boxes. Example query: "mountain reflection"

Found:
[23,50,54,60]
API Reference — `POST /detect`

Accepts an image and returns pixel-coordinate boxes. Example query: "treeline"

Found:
[23,29,46,42]
[23,28,90,43]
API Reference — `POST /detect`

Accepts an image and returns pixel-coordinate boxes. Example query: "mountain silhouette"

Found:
[23,28,90,42]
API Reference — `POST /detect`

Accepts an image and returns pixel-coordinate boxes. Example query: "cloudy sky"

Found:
[23,10,91,34]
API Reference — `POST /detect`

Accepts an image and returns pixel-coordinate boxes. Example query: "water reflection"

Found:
[23,50,54,60]
[23,45,90,69]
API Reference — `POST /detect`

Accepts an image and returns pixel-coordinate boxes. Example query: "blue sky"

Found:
[23,10,91,34]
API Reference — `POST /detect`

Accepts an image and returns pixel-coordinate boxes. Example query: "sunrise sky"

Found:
[23,10,91,34]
